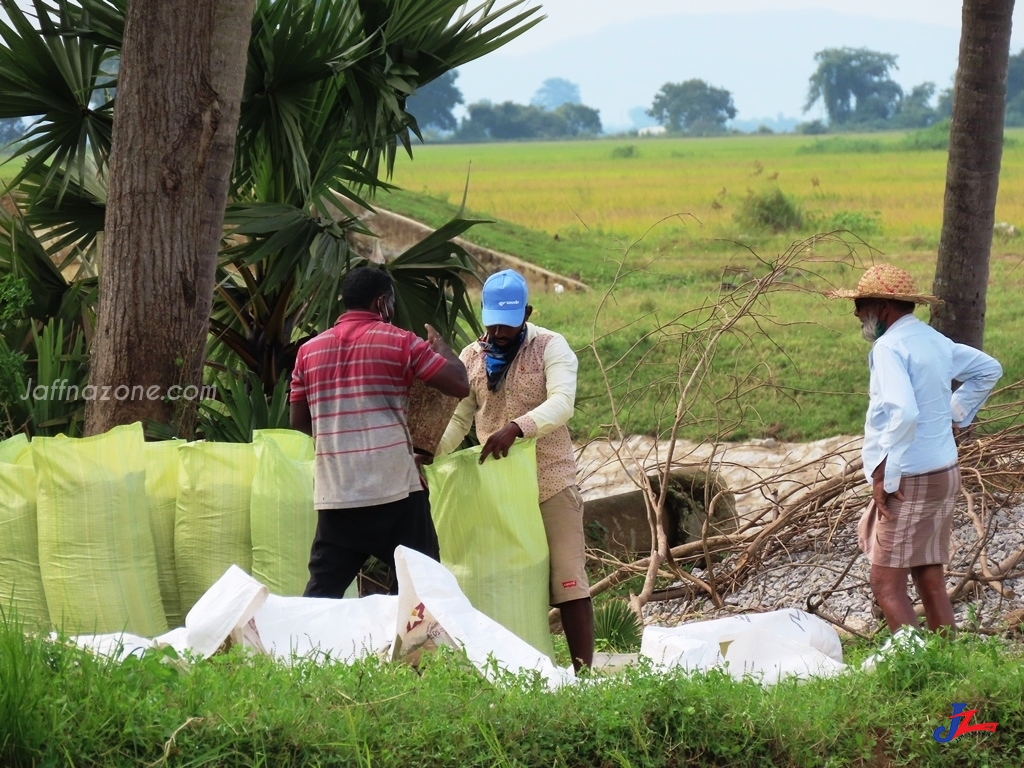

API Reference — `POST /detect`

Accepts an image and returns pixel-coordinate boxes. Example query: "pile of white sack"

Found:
[60,546,851,690]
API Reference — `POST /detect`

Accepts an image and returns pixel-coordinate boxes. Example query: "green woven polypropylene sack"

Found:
[144,440,184,628]
[31,423,167,636]
[175,441,256,615]
[0,435,49,630]
[0,433,29,462]
[425,440,554,659]
[251,429,316,596]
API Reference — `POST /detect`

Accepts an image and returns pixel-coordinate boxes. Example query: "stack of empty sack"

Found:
[0,422,554,660]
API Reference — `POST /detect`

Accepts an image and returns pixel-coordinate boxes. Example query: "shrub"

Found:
[735,187,803,233]
[899,120,951,151]
[611,144,637,159]
[796,136,885,154]
[796,119,828,135]
[808,209,882,238]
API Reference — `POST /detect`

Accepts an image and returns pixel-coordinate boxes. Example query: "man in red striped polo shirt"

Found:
[290,266,469,597]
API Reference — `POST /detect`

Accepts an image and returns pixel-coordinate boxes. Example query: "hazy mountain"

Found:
[455,9,965,133]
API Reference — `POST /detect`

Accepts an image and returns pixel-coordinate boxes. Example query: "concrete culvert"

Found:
[583,469,738,557]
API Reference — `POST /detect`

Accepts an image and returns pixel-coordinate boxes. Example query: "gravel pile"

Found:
[642,503,1024,637]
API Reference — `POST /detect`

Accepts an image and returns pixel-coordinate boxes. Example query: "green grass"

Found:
[7,131,1022,442]
[379,131,1024,442]
[2,617,1022,767]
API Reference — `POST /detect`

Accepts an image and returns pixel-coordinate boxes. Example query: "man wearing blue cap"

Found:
[437,269,594,671]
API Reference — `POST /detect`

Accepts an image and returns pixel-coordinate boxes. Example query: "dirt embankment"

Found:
[348,205,588,296]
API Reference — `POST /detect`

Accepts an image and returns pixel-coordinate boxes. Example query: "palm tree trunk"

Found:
[931,0,1016,349]
[85,0,254,436]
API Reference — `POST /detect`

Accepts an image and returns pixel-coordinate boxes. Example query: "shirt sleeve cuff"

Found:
[950,399,968,423]
[514,416,538,439]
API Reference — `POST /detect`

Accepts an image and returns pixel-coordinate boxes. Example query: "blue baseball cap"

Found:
[481,269,528,327]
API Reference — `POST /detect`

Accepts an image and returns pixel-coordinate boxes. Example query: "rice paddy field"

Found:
[383,130,1024,442]
[387,129,1024,246]
[4,130,1023,441]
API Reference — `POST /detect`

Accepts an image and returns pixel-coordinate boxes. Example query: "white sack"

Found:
[640,626,722,672]
[182,564,268,659]
[639,608,846,685]
[392,546,575,688]
[252,593,397,663]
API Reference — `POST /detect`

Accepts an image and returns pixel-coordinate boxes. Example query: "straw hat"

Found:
[825,263,942,305]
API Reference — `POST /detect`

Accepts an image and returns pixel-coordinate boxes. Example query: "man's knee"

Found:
[911,564,947,592]
[870,565,909,597]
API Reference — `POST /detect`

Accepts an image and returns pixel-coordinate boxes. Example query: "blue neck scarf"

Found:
[482,327,527,391]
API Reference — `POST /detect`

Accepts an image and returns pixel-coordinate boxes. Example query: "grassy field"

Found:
[382,131,1024,442]
[3,617,1023,767]
[387,130,1024,245]
[5,132,1023,442]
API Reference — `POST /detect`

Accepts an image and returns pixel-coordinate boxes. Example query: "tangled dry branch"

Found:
[584,381,1024,637]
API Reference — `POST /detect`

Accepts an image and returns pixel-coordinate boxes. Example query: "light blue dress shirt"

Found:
[862,314,1002,492]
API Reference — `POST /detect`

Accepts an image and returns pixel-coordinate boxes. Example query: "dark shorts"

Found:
[303,490,439,598]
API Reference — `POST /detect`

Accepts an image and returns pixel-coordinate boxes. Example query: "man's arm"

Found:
[950,344,1002,427]
[290,399,312,436]
[422,323,470,399]
[869,345,919,496]
[436,387,477,456]
[511,331,576,438]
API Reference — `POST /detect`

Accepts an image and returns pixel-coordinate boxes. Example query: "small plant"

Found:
[808,209,882,238]
[899,119,951,151]
[611,144,637,159]
[734,187,803,233]
[593,599,643,653]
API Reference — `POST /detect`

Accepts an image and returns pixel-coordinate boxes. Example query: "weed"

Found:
[734,187,803,233]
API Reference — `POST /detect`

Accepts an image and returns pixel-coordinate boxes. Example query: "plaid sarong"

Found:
[857,464,961,568]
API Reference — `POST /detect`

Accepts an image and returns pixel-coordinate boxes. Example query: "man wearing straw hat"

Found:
[827,263,1002,634]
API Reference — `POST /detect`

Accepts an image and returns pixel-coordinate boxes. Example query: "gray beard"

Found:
[861,314,881,343]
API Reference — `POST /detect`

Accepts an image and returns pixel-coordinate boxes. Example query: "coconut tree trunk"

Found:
[85,0,254,436]
[931,0,1015,349]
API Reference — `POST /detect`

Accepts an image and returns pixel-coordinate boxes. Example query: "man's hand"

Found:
[479,422,523,463]
[870,457,904,520]
[425,323,458,361]
[872,475,905,520]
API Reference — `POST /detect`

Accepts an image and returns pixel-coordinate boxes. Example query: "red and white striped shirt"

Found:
[290,311,447,509]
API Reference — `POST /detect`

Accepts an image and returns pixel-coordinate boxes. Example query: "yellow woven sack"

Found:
[31,422,167,636]
[0,435,49,630]
[251,429,316,596]
[144,440,184,628]
[174,441,256,615]
[425,440,554,660]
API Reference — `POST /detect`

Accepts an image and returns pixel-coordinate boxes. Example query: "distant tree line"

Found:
[404,46,1024,142]
[407,75,602,141]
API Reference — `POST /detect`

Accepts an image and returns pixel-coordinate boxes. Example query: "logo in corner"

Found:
[933,703,998,743]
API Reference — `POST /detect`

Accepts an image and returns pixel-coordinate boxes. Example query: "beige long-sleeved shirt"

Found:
[437,323,578,502]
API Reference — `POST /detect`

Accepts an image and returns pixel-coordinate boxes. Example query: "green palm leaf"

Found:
[0,0,117,200]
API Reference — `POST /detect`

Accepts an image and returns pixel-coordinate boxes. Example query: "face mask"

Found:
[860,313,886,343]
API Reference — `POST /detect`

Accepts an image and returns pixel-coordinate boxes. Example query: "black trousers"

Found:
[303,490,439,598]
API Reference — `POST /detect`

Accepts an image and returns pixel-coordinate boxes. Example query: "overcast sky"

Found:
[456,0,1024,130]
[503,0,1019,52]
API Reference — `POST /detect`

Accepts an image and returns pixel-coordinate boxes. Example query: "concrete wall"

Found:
[348,205,589,295]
